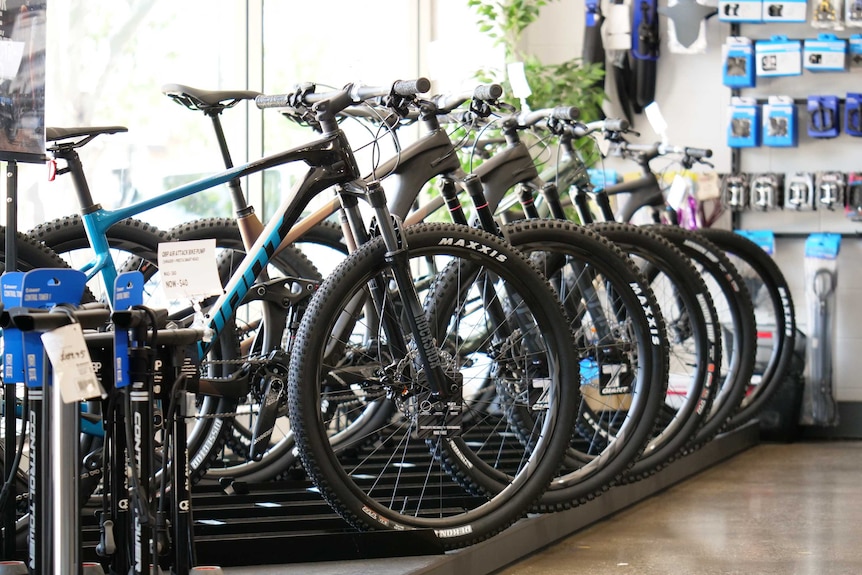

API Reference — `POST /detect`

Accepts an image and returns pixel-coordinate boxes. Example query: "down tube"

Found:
[196,167,334,358]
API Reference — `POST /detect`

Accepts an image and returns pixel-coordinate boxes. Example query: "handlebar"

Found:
[519,106,580,127]
[255,78,430,114]
[430,84,504,114]
[555,118,630,139]
[613,140,713,167]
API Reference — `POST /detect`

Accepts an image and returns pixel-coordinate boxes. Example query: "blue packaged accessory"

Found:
[756,36,802,76]
[720,0,763,21]
[763,0,808,21]
[723,37,755,87]
[728,97,760,147]
[846,93,862,136]
[804,34,847,71]
[807,95,840,138]
[850,35,862,66]
[762,96,797,147]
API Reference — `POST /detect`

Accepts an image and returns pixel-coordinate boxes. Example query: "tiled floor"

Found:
[221,440,862,575]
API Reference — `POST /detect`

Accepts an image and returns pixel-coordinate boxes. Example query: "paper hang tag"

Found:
[157,239,222,301]
[644,102,669,139]
[41,323,106,403]
[667,174,691,209]
[695,172,722,201]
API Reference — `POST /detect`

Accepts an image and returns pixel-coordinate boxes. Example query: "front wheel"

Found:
[288,222,580,550]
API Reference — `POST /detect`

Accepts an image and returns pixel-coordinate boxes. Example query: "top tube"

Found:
[78,129,359,308]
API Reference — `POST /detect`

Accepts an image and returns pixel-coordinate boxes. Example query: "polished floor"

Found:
[494,441,862,575]
[222,441,862,575]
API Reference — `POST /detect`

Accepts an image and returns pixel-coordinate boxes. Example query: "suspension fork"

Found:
[363,181,455,400]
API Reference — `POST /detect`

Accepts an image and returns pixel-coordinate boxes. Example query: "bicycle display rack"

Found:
[0,270,211,574]
[0,266,761,573]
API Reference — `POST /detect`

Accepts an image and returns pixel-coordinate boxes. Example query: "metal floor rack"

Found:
[73,422,760,572]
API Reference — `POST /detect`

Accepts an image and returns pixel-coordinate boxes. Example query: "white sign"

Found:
[157,239,222,300]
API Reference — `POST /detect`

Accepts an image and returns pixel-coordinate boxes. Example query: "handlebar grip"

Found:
[255,94,294,109]
[603,118,629,132]
[684,147,713,159]
[474,84,503,100]
[550,106,580,121]
[393,78,431,96]
[521,106,579,127]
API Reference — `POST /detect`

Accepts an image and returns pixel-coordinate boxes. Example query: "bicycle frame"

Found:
[53,129,362,358]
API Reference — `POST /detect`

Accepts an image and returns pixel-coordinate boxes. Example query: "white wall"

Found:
[524,3,862,403]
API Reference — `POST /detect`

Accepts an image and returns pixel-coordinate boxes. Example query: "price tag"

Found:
[158,239,222,300]
[644,102,669,139]
[695,172,722,201]
[41,323,105,403]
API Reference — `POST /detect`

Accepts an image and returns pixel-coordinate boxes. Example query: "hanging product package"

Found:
[727,97,760,147]
[807,95,841,138]
[763,0,809,21]
[811,0,845,28]
[850,34,862,65]
[749,173,783,210]
[784,172,815,209]
[755,35,802,76]
[762,95,797,147]
[846,172,862,220]
[845,92,862,136]
[721,173,749,210]
[815,171,845,210]
[719,0,762,22]
[801,233,841,426]
[723,36,756,87]
[849,0,862,25]
[803,33,848,71]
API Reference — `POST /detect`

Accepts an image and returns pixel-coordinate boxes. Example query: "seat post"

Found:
[53,148,99,212]
[207,111,250,215]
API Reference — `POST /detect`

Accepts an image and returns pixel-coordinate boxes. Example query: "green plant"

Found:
[467,0,605,120]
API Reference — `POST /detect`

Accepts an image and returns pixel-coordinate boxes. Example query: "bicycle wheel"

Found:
[494,220,668,509]
[288,222,580,549]
[647,225,756,448]
[697,228,796,428]
[589,222,721,480]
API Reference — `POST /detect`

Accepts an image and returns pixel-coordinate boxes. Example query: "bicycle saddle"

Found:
[162,83,261,113]
[46,126,128,144]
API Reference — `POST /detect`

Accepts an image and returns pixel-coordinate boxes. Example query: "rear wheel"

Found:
[697,228,795,428]
[648,225,756,448]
